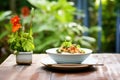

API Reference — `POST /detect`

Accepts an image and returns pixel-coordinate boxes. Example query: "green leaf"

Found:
[82,36,96,43]
[22,40,34,52]
[0,31,8,39]
[0,11,11,21]
[61,41,72,48]
[80,40,92,48]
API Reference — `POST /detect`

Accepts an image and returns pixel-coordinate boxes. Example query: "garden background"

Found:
[0,0,120,63]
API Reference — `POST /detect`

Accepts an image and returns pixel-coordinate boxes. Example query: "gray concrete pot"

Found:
[16,52,32,65]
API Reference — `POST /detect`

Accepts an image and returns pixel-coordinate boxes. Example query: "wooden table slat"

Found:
[0,54,120,80]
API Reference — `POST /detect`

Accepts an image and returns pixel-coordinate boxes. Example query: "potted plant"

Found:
[8,12,35,64]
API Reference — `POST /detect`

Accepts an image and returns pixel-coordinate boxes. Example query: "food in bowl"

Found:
[57,41,85,54]
[46,41,92,64]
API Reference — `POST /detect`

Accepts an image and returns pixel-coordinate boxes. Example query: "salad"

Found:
[57,41,85,54]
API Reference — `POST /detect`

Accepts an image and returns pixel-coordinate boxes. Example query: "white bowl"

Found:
[46,48,92,64]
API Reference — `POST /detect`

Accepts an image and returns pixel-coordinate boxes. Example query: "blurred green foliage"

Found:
[88,0,116,52]
[0,11,12,50]
[0,0,115,64]
[0,11,12,64]
[27,0,96,52]
[0,0,118,55]
[101,0,116,52]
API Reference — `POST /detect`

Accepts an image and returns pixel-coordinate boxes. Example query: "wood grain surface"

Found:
[0,54,120,80]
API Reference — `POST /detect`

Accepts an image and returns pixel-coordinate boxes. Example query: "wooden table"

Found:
[0,54,120,80]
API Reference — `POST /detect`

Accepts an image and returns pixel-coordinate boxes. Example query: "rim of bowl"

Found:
[46,48,92,55]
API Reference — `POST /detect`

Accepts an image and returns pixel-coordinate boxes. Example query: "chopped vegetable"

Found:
[57,41,85,54]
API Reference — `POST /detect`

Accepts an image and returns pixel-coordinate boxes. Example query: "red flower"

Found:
[10,16,20,25]
[21,6,30,17]
[12,24,21,32]
[10,16,21,32]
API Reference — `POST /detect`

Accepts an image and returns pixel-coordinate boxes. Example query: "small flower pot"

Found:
[16,52,32,65]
